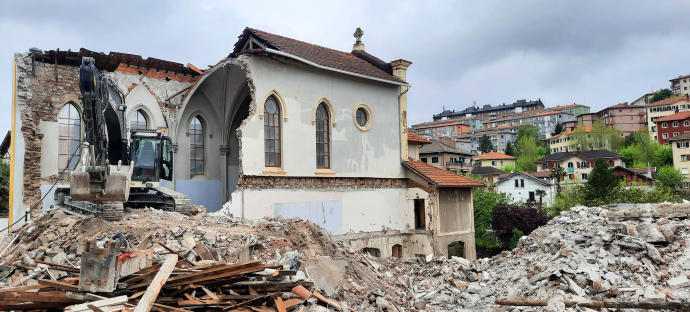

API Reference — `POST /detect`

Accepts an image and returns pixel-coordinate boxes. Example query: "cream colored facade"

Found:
[647,97,690,141]
[548,132,574,153]
[476,158,515,168]
[670,137,690,188]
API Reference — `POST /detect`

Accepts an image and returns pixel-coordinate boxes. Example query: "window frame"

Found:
[58,103,82,170]
[264,96,282,167]
[673,121,679,128]
[130,109,149,130]
[353,103,373,132]
[189,115,205,175]
[315,102,331,169]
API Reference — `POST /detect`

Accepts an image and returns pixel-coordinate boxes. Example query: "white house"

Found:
[495,172,556,205]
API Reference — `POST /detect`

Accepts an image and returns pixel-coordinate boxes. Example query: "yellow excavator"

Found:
[54,57,192,220]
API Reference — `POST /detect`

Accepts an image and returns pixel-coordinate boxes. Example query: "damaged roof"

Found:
[32,48,201,77]
[404,159,485,188]
[232,28,406,85]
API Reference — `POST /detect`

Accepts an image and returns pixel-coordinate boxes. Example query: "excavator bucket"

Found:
[70,165,132,202]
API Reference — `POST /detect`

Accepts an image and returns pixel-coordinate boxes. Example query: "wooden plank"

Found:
[0,284,49,293]
[134,254,178,312]
[65,296,129,312]
[0,302,67,309]
[0,292,82,303]
[87,304,106,312]
[275,297,287,312]
[164,264,265,288]
[35,259,80,273]
[152,302,193,312]
[166,260,261,284]
[221,293,278,311]
[283,299,304,309]
[313,291,342,311]
[156,241,196,266]
[120,263,162,284]
[201,286,219,300]
[38,279,80,291]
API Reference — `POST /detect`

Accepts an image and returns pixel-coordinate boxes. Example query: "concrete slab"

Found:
[305,256,348,296]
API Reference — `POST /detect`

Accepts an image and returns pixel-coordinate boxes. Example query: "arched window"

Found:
[264,96,281,167]
[567,162,574,168]
[315,103,330,168]
[58,103,81,169]
[189,116,204,175]
[130,109,148,129]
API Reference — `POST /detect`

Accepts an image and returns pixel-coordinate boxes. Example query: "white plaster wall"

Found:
[105,71,191,107]
[39,121,59,178]
[11,105,27,230]
[228,188,412,235]
[124,85,167,130]
[240,56,404,178]
[495,176,555,205]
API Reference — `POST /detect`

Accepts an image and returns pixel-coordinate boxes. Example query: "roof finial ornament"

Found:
[353,27,365,51]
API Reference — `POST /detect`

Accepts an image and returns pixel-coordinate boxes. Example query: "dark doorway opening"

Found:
[391,244,402,258]
[447,241,465,258]
[414,199,425,230]
[362,247,381,257]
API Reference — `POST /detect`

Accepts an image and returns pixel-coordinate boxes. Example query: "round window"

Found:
[356,108,368,127]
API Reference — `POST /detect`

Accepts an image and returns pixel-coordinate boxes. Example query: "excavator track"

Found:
[54,188,125,221]
[152,186,194,216]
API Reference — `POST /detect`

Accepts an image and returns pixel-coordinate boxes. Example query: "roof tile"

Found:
[403,159,485,188]
[473,152,516,160]
[407,132,431,144]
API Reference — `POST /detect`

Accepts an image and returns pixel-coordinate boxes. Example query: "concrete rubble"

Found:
[0,202,688,311]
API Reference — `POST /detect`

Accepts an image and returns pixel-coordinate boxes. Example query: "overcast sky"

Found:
[2,1,690,136]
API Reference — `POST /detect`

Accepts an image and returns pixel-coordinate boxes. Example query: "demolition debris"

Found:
[0,203,689,311]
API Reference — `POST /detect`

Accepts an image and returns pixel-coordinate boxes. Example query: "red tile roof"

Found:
[407,132,431,144]
[232,28,405,84]
[655,111,690,122]
[535,110,562,116]
[648,95,690,107]
[473,152,516,160]
[403,159,485,188]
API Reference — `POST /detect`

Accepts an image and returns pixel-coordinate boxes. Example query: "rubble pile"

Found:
[334,203,690,311]
[0,203,688,311]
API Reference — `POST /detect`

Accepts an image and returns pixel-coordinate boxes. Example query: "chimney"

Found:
[352,27,365,51]
[390,58,412,162]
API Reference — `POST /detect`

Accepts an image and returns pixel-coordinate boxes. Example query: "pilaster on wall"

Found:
[391,59,412,163]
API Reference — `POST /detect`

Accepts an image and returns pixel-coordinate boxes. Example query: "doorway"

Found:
[391,244,402,258]
[447,241,465,258]
[414,199,425,230]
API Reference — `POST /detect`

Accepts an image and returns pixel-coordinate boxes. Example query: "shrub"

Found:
[492,203,551,248]
[656,166,683,190]
[473,188,509,248]
[583,159,618,205]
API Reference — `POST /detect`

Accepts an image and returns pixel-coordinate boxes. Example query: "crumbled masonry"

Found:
[0,203,688,311]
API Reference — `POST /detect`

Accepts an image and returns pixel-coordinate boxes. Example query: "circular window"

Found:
[353,104,372,131]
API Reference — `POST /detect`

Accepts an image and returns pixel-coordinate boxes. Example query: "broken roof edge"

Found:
[261,48,409,87]
[178,58,238,109]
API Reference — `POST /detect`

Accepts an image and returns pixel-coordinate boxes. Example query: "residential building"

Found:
[670,133,690,188]
[547,127,591,153]
[419,140,474,171]
[456,129,517,154]
[647,95,690,141]
[561,120,578,133]
[473,152,516,169]
[410,119,470,140]
[487,109,575,139]
[455,138,473,152]
[612,166,655,186]
[0,131,9,162]
[407,132,431,160]
[470,166,505,184]
[670,74,690,96]
[631,91,658,107]
[577,113,598,128]
[552,103,590,117]
[535,150,625,183]
[433,99,544,122]
[8,28,484,258]
[599,102,646,136]
[494,172,555,205]
[654,111,690,145]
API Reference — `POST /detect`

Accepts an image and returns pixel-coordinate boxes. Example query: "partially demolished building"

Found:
[8,28,483,258]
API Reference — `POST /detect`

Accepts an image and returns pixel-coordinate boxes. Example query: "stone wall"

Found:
[15,53,82,215]
[239,176,407,190]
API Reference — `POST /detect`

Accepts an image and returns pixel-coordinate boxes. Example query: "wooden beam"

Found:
[0,292,81,303]
[65,295,128,312]
[134,254,178,312]
[156,241,196,266]
[87,304,106,312]
[38,279,80,292]
[274,297,287,312]
[0,284,49,293]
[35,259,80,273]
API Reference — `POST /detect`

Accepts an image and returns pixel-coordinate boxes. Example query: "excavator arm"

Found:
[69,57,132,202]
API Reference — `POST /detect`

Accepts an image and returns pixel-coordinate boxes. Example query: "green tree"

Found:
[516,136,538,172]
[571,120,623,151]
[504,141,515,156]
[473,188,510,248]
[654,145,673,167]
[651,88,673,103]
[552,123,563,136]
[517,125,539,144]
[535,189,547,207]
[656,166,683,190]
[584,159,619,203]
[0,161,9,215]
[479,134,493,153]
[550,166,566,195]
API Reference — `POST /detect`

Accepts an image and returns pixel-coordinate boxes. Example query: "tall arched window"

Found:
[130,109,148,129]
[58,103,82,169]
[189,116,204,175]
[264,96,281,167]
[315,103,330,168]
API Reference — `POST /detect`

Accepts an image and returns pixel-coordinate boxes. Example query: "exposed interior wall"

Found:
[123,85,168,131]
[437,188,472,234]
[434,232,477,260]
[228,187,411,235]
[239,56,404,178]
[338,232,434,258]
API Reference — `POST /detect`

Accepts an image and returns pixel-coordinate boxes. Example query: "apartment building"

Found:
[655,111,690,145]
[456,127,518,153]
[488,109,575,139]
[647,95,690,141]
[433,99,544,121]
[631,91,658,106]
[598,102,646,137]
[670,74,690,96]
[547,127,591,153]
[669,133,690,188]
[410,119,471,140]
[535,150,624,183]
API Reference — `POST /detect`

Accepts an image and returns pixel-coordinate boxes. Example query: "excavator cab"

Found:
[129,130,173,186]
